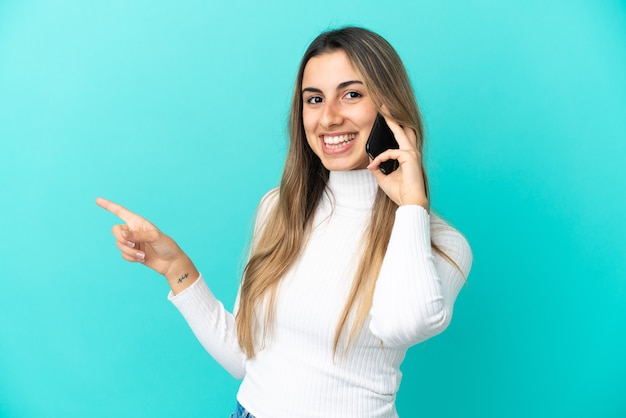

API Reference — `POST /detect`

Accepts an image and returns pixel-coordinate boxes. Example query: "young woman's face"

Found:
[301,50,378,171]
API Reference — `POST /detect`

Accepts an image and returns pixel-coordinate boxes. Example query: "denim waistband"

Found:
[230,401,255,418]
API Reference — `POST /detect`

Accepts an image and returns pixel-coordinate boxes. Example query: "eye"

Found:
[305,96,323,105]
[344,91,362,100]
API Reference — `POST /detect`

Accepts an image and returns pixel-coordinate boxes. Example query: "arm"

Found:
[366,110,472,347]
[96,197,246,377]
[165,190,279,378]
[369,208,472,348]
[168,275,246,378]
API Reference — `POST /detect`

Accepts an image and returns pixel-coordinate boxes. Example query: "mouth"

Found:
[322,133,356,150]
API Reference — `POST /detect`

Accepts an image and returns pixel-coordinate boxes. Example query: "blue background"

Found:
[1,1,625,417]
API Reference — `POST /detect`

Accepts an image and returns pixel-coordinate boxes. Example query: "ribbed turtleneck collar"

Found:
[326,169,379,211]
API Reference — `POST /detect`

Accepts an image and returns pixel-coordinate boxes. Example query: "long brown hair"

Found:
[236,27,428,357]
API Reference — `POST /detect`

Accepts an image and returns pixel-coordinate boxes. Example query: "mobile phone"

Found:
[365,113,399,174]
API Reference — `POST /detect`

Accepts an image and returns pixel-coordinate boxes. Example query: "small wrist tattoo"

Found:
[177,272,189,284]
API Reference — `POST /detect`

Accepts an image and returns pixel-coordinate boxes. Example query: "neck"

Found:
[326,169,378,211]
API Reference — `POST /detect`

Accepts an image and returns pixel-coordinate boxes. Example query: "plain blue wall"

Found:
[1,1,625,417]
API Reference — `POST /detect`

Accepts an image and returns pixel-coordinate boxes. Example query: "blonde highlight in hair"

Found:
[237,27,431,357]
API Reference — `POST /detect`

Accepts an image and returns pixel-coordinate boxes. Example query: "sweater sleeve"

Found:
[168,275,246,379]
[369,205,472,348]
[167,189,279,379]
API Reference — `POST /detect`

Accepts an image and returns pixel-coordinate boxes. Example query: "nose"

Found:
[320,100,343,128]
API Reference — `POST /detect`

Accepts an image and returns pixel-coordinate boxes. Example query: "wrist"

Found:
[406,202,429,211]
[164,256,199,295]
[399,196,429,210]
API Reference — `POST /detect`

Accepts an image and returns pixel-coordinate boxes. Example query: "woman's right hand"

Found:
[96,197,199,293]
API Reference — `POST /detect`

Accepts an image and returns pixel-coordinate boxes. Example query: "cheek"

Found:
[358,108,378,131]
[305,132,317,151]
[302,111,319,147]
[302,109,315,133]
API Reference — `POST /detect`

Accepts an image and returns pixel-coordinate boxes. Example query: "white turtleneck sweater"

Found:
[169,170,472,417]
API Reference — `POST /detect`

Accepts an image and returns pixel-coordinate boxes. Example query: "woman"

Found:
[97,26,472,418]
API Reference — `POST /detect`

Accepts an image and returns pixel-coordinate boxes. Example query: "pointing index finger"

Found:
[96,197,135,222]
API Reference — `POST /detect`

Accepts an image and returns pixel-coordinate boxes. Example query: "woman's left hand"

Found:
[367,112,429,209]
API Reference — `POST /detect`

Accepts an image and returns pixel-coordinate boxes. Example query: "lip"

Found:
[320,132,358,155]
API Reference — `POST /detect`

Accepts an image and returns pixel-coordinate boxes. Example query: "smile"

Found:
[322,133,356,149]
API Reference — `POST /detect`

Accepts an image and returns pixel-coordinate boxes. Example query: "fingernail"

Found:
[126,241,135,248]
[122,230,130,239]
[136,252,145,262]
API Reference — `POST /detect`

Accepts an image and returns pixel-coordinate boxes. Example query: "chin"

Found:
[321,160,368,172]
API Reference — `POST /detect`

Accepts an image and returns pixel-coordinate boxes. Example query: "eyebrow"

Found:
[302,80,364,94]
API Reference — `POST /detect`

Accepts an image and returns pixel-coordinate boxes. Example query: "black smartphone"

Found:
[365,113,399,174]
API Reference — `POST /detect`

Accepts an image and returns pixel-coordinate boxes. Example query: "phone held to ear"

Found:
[365,113,399,174]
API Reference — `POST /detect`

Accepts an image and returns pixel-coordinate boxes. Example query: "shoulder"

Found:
[430,213,473,278]
[253,188,280,233]
[429,213,470,251]
[257,188,279,216]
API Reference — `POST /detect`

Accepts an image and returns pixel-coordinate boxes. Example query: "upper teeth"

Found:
[324,133,356,144]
